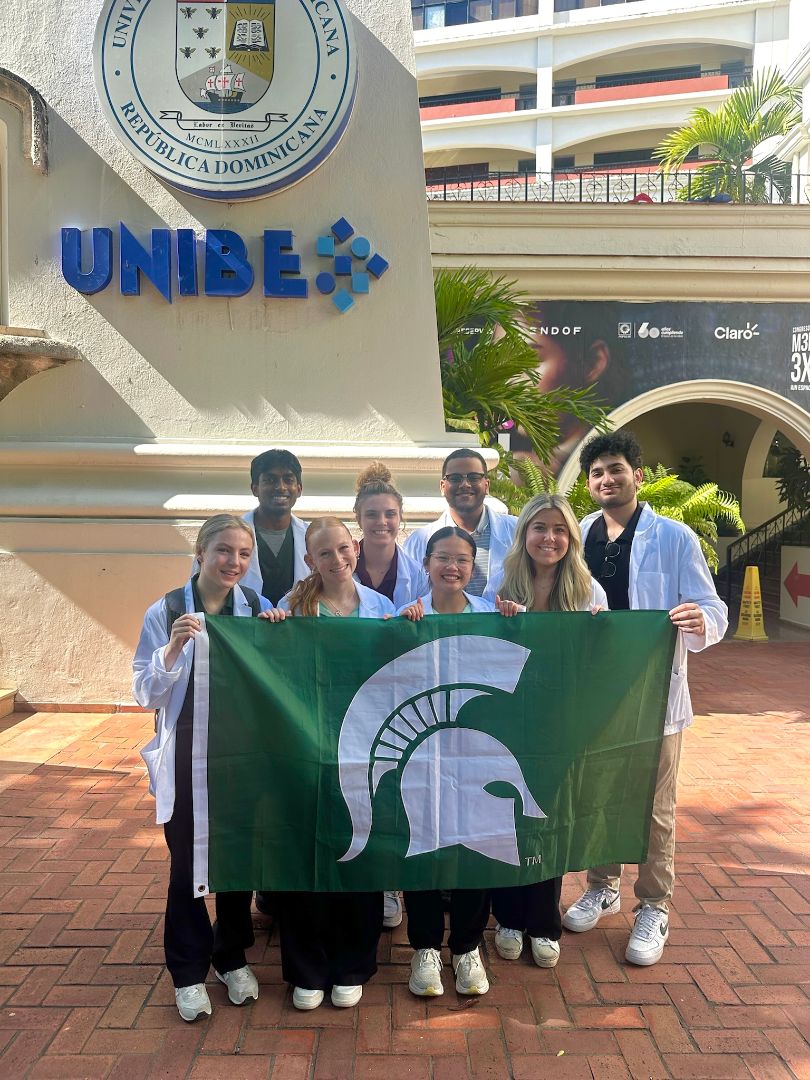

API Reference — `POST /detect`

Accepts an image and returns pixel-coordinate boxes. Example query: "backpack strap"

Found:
[238,585,263,616]
[164,586,188,638]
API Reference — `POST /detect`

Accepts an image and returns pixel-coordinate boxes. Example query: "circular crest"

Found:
[94,0,358,200]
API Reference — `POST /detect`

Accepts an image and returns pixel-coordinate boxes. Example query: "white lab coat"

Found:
[580,504,728,735]
[353,545,424,609]
[133,580,271,824]
[239,510,310,596]
[403,507,518,596]
[189,511,309,597]
[397,592,497,615]
[278,580,396,618]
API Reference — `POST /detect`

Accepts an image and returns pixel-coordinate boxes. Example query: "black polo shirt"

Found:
[583,502,644,610]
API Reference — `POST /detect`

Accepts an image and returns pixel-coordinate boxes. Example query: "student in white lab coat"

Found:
[353,461,423,611]
[240,449,310,604]
[263,517,394,1011]
[403,449,517,598]
[239,449,309,922]
[562,430,728,967]
[397,527,520,999]
[133,515,272,1023]
[488,494,608,971]
[352,462,423,930]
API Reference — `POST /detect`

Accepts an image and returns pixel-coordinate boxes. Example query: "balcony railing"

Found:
[420,89,537,120]
[552,67,752,106]
[555,0,645,10]
[425,168,810,204]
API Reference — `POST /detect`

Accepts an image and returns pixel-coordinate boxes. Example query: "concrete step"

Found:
[0,689,16,719]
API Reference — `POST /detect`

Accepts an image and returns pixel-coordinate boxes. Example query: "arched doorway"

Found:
[559,381,810,514]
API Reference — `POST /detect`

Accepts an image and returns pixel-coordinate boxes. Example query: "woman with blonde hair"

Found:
[134,515,272,1022]
[488,493,607,969]
[263,516,394,1010]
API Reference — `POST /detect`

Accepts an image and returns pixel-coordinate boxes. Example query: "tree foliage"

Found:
[435,267,608,465]
[654,69,801,203]
[774,445,810,512]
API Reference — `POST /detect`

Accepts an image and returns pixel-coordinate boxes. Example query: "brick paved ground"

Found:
[0,641,807,1079]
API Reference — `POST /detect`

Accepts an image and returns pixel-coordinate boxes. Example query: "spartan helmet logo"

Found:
[337,636,546,867]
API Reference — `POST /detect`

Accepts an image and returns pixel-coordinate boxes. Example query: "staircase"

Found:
[0,688,16,719]
[718,506,810,626]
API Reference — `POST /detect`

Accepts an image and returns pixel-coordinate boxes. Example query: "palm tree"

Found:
[491,462,744,572]
[435,267,608,467]
[654,69,801,203]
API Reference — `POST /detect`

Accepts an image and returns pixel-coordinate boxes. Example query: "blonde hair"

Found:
[499,494,591,611]
[353,461,404,523]
[285,516,354,616]
[195,514,254,559]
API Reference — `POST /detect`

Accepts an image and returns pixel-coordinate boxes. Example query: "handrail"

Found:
[723,505,810,604]
[425,169,810,205]
[420,89,537,110]
[553,67,751,103]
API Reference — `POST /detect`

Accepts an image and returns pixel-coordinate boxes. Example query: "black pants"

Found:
[278,891,383,990]
[491,878,562,940]
[163,690,254,989]
[404,889,490,955]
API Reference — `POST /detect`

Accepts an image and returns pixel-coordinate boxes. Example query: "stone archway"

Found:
[558,379,810,493]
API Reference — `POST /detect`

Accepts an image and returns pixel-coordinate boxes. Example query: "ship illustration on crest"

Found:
[203,65,245,111]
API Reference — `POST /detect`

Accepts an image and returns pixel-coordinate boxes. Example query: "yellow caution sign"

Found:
[733,565,768,641]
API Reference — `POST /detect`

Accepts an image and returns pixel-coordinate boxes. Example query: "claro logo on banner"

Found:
[94,0,358,200]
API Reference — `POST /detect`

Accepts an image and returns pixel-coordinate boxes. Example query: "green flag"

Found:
[190,611,675,895]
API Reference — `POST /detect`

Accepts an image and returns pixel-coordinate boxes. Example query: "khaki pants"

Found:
[587,730,683,913]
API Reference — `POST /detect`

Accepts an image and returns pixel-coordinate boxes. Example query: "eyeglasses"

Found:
[443,472,487,485]
[599,541,621,579]
[429,553,474,568]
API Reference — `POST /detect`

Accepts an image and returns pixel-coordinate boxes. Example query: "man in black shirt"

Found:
[563,431,727,966]
[242,450,309,920]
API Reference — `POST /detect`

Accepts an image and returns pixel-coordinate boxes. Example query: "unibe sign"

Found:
[61,220,389,312]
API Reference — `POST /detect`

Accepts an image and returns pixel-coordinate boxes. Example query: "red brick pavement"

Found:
[0,642,807,1079]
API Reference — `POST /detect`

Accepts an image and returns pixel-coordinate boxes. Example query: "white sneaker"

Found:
[494,924,523,960]
[408,948,444,997]
[530,937,561,968]
[293,987,324,1010]
[331,984,363,1008]
[215,965,258,1005]
[175,983,212,1022]
[625,906,669,967]
[452,948,489,995]
[562,887,620,933]
[383,891,403,928]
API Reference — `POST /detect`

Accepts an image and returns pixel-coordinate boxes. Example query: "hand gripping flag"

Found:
[188,612,675,895]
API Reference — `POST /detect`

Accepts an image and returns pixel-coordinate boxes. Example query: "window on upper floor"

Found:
[412,0,539,30]
[555,0,644,10]
[425,162,490,183]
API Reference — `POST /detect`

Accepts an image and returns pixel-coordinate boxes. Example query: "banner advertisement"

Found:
[520,301,810,473]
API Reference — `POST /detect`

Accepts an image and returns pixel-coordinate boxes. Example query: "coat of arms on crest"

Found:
[95,0,358,199]
[176,1,275,114]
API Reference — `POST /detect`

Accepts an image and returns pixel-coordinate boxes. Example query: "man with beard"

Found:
[403,449,516,598]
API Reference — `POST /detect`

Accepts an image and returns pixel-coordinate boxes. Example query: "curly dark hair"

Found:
[579,430,643,475]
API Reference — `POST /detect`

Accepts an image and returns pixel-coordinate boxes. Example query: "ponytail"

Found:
[285,571,323,617]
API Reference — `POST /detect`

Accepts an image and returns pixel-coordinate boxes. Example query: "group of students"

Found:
[133,431,728,1023]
